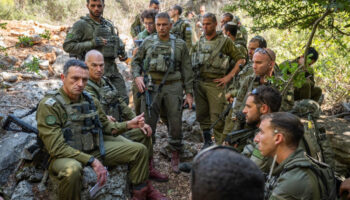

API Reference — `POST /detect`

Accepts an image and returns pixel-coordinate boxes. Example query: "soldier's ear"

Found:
[60,73,65,82]
[274,133,283,145]
[260,104,269,114]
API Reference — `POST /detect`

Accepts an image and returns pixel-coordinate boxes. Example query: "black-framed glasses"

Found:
[254,48,273,61]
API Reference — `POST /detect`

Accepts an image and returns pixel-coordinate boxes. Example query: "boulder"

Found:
[10,180,34,200]
[0,72,18,83]
[39,60,49,70]
[52,55,70,75]
[0,54,18,67]
[0,132,37,185]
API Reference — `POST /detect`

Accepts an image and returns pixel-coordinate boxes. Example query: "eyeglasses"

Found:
[144,22,154,26]
[254,48,273,61]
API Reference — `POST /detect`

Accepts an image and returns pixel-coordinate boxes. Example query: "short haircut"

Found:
[192,146,265,200]
[306,47,319,62]
[248,85,282,112]
[172,5,182,15]
[203,13,217,23]
[85,49,103,62]
[150,0,159,6]
[86,0,104,4]
[224,23,238,38]
[261,112,304,148]
[222,12,233,21]
[155,12,171,22]
[63,59,88,76]
[141,9,157,22]
[250,35,267,48]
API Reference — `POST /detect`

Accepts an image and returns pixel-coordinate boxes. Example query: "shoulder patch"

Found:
[45,98,56,106]
[45,115,57,125]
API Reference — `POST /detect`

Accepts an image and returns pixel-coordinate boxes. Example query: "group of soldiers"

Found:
[26,0,349,200]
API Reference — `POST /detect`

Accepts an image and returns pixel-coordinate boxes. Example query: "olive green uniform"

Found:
[265,149,331,200]
[192,31,245,144]
[170,17,193,50]
[235,25,248,47]
[63,15,129,104]
[36,88,148,200]
[130,13,145,38]
[131,34,193,151]
[280,59,322,102]
[85,77,153,157]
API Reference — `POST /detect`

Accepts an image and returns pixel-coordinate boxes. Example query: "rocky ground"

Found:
[1,20,350,200]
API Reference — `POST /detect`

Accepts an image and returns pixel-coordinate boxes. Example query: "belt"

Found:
[152,79,181,85]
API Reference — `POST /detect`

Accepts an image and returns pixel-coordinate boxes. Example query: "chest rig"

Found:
[146,35,176,73]
[192,32,230,76]
[171,19,185,39]
[51,91,105,157]
[87,78,123,121]
[84,17,120,58]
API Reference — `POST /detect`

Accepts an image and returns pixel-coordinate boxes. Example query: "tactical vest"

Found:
[87,78,123,122]
[83,17,120,58]
[171,19,189,40]
[146,34,176,73]
[192,32,230,76]
[49,91,103,153]
[265,154,337,200]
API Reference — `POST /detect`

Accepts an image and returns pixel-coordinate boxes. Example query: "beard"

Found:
[89,9,102,18]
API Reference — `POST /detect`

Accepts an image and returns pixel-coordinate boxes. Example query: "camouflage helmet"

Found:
[291,99,321,118]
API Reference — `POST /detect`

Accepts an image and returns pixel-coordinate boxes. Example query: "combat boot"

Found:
[179,162,192,173]
[149,157,169,182]
[131,184,148,200]
[171,151,180,173]
[147,181,169,200]
[201,129,213,150]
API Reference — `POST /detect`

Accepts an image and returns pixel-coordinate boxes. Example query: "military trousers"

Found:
[123,128,153,157]
[194,80,226,144]
[49,135,149,200]
[294,79,322,102]
[141,81,183,152]
[104,59,129,104]
[222,109,241,144]
[132,81,142,115]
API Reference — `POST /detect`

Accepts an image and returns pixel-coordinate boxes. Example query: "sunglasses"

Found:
[254,48,273,61]
[251,88,267,105]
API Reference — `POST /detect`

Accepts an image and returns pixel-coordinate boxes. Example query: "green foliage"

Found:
[16,36,34,47]
[39,30,51,40]
[0,22,7,29]
[24,57,40,74]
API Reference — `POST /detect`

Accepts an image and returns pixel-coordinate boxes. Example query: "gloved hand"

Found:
[93,37,105,47]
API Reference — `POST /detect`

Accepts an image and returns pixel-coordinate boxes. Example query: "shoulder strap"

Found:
[101,76,116,91]
[205,36,228,67]
[87,80,102,100]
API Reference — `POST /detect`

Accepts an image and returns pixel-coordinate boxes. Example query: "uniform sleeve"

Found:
[222,38,245,62]
[85,85,98,100]
[63,21,94,55]
[131,40,147,78]
[36,99,92,165]
[94,99,129,135]
[119,98,136,120]
[182,22,193,51]
[180,42,194,94]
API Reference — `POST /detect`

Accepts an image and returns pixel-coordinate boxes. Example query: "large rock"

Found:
[0,132,37,185]
[0,54,18,67]
[1,72,18,83]
[10,180,34,200]
[52,55,70,75]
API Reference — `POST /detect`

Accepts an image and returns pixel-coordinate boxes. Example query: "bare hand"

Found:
[225,93,234,103]
[101,38,107,46]
[183,93,194,110]
[91,159,108,186]
[214,75,232,87]
[222,141,229,146]
[140,124,152,137]
[340,178,350,199]
[107,115,116,122]
[127,113,145,129]
[135,77,145,93]
[132,47,139,56]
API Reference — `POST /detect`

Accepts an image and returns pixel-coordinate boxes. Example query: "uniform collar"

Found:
[89,78,104,87]
[272,148,304,176]
[59,87,84,104]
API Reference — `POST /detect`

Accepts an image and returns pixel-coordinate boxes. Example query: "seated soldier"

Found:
[280,47,322,102]
[36,59,168,200]
[255,112,336,200]
[191,146,265,200]
[84,50,168,182]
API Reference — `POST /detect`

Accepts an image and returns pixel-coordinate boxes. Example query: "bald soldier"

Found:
[84,50,168,182]
[36,59,168,200]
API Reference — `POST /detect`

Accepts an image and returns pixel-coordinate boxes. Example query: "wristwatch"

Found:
[87,156,95,166]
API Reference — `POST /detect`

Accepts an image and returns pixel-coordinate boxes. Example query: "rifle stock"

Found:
[225,128,256,145]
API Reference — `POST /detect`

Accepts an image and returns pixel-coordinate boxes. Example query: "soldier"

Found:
[222,48,294,144]
[169,5,192,50]
[256,112,336,200]
[130,0,160,39]
[132,9,158,116]
[36,59,168,200]
[191,146,265,200]
[63,0,129,104]
[280,47,322,102]
[192,13,245,148]
[131,12,194,173]
[84,50,169,182]
[220,13,248,46]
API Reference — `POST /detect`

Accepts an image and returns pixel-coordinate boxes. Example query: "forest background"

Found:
[1,0,349,106]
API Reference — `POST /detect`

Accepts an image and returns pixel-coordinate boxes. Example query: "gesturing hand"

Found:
[127,113,145,129]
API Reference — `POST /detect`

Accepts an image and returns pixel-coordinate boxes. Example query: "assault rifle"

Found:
[209,102,233,130]
[225,128,256,146]
[137,57,153,117]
